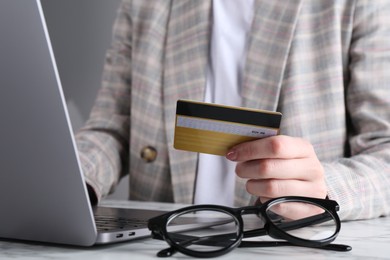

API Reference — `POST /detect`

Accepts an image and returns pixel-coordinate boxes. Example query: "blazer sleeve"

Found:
[324,0,390,220]
[75,1,132,202]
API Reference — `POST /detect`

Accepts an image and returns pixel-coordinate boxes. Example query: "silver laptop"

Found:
[0,0,166,246]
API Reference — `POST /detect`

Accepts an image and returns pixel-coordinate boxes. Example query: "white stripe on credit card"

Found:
[176,116,279,138]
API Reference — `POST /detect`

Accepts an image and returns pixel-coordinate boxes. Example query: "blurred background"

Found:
[41,0,127,200]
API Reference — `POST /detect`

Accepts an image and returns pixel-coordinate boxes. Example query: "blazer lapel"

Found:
[236,0,303,206]
[162,0,212,204]
[242,0,303,111]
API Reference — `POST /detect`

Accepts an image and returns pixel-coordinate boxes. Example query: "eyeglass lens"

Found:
[266,200,337,241]
[165,209,240,253]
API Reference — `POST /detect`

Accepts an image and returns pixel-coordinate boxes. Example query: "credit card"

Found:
[174,100,282,156]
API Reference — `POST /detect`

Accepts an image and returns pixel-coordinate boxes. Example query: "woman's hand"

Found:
[226,135,328,204]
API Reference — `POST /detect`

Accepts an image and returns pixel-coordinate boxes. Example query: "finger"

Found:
[246,179,327,199]
[226,135,314,162]
[236,158,323,181]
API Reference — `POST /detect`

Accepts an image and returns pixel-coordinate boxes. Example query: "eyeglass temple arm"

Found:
[155,233,238,257]
[168,232,237,246]
[156,231,351,256]
[243,211,334,238]
[153,214,346,258]
[239,241,351,252]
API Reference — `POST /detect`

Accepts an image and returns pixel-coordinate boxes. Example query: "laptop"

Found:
[0,0,167,246]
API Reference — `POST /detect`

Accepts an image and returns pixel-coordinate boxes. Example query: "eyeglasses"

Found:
[148,196,352,258]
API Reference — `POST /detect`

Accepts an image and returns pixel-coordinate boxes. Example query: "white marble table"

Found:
[1,200,389,259]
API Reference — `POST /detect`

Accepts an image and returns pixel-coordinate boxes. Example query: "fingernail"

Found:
[226,150,237,161]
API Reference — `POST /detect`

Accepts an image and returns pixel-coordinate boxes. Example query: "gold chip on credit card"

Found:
[173,100,282,156]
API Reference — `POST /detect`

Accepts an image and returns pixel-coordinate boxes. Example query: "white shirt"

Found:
[194,0,255,206]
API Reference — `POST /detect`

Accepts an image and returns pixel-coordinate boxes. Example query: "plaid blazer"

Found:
[76,0,390,220]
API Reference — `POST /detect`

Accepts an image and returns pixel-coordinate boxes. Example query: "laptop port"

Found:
[128,232,136,236]
[116,234,123,238]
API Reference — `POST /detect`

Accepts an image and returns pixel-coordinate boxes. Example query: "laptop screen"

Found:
[0,0,97,246]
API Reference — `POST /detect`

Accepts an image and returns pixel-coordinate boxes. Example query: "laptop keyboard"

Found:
[95,215,148,231]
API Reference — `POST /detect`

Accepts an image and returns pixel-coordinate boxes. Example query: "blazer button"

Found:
[140,146,157,163]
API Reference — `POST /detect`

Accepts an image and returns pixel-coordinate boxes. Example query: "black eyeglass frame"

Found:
[148,196,342,258]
